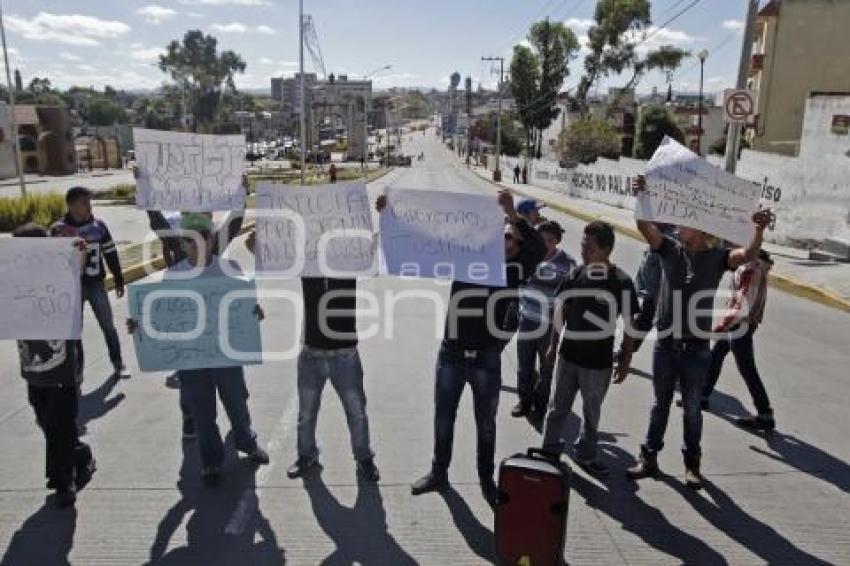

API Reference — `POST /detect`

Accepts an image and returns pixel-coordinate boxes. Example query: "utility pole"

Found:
[299,0,307,184]
[725,0,759,174]
[0,1,26,197]
[481,56,504,182]
[697,49,709,156]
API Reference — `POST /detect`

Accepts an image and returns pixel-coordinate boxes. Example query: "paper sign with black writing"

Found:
[133,128,246,212]
[379,188,507,287]
[0,238,83,340]
[128,276,262,372]
[254,182,376,277]
[638,137,761,245]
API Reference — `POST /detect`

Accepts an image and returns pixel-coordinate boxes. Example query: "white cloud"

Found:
[259,57,275,65]
[212,22,274,34]
[722,19,744,31]
[187,12,204,18]
[565,18,594,33]
[129,45,165,63]
[211,22,248,33]
[137,5,178,25]
[77,64,97,72]
[181,0,272,6]
[625,26,695,55]
[6,12,131,46]
[59,52,82,62]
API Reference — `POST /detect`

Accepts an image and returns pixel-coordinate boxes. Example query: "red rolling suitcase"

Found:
[494,448,570,566]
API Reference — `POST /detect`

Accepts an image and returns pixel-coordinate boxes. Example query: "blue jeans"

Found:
[516,315,554,410]
[644,340,711,463]
[704,326,772,415]
[179,366,258,468]
[82,280,122,368]
[297,347,373,462]
[432,344,502,480]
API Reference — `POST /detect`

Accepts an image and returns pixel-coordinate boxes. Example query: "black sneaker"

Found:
[54,485,77,508]
[201,465,222,486]
[165,373,181,389]
[287,456,319,479]
[411,472,448,495]
[736,415,776,432]
[182,417,197,441]
[357,458,380,483]
[245,447,270,465]
[511,402,530,418]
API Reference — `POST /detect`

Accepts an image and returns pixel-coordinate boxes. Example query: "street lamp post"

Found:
[0,1,26,197]
[697,49,709,156]
[299,0,306,185]
[481,56,504,182]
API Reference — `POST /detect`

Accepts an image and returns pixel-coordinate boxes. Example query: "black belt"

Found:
[441,341,498,361]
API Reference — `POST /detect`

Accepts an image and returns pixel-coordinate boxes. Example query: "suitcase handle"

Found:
[528,447,560,461]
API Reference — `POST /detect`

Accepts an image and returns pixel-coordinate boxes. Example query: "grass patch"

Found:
[0,193,66,233]
[91,183,136,203]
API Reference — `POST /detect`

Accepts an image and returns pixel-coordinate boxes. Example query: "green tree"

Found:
[575,0,687,113]
[470,111,522,157]
[84,97,129,126]
[508,44,541,155]
[528,19,580,157]
[158,30,246,132]
[557,117,621,164]
[634,104,685,159]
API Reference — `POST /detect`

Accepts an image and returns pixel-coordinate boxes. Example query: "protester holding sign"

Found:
[398,189,546,505]
[245,227,380,483]
[626,175,771,490]
[50,186,130,381]
[127,214,268,485]
[12,224,95,508]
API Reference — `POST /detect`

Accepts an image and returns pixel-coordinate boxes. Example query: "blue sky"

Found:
[2,0,750,96]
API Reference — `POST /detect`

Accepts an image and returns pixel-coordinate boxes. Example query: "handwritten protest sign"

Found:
[638,137,761,245]
[379,188,506,287]
[128,276,262,372]
[254,182,376,277]
[134,128,246,212]
[0,238,82,340]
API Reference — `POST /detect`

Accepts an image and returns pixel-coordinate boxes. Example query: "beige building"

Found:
[749,0,850,156]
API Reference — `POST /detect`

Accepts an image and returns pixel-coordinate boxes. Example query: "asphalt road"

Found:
[0,131,848,565]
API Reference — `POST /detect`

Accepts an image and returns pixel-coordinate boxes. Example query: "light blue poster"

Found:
[128,276,262,372]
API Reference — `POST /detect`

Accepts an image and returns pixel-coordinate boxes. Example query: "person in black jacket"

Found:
[50,187,128,380]
[406,189,546,505]
[13,223,96,507]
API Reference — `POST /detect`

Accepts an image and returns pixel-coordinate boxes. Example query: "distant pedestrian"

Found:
[541,221,640,477]
[513,164,520,183]
[512,220,576,420]
[703,250,775,431]
[626,175,772,490]
[127,214,269,485]
[329,163,338,183]
[521,164,528,184]
[13,224,96,507]
[50,186,129,381]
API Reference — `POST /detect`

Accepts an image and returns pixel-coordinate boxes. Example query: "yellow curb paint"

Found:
[478,170,850,314]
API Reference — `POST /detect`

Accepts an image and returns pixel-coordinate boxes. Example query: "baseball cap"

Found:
[516,198,544,215]
[180,212,213,233]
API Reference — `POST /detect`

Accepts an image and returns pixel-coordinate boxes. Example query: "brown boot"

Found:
[626,447,658,480]
[684,456,703,490]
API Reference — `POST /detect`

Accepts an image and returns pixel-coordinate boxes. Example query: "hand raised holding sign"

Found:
[498,189,519,222]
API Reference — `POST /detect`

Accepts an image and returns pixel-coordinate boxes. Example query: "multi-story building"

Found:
[749,0,850,155]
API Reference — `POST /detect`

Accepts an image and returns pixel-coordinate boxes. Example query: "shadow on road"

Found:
[147,435,284,565]
[1,504,77,566]
[302,474,416,565]
[79,375,125,430]
[573,444,728,565]
[439,487,495,563]
[667,476,832,564]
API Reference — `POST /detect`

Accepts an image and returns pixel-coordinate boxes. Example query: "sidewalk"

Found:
[470,163,850,311]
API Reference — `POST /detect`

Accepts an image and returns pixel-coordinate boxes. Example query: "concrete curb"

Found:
[104,167,396,289]
[476,169,850,314]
